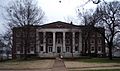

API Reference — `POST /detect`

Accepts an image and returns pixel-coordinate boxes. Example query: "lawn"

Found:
[0,59,54,69]
[64,58,120,71]
[70,69,120,71]
[64,58,120,63]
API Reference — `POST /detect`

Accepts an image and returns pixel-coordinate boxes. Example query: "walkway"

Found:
[52,58,67,71]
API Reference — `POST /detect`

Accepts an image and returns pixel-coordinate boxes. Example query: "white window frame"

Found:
[90,39,95,44]
[98,39,102,44]
[66,39,70,44]
[75,46,79,51]
[91,45,95,53]
[92,34,95,37]
[98,33,101,37]
[66,46,71,52]
[48,38,52,44]
[48,46,53,53]
[57,38,62,44]
[40,45,43,51]
[98,45,102,52]
[16,45,23,54]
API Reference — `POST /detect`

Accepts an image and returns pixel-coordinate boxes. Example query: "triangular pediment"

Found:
[40,21,80,29]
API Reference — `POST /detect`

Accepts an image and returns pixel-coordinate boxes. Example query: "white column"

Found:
[43,32,46,52]
[79,32,82,53]
[36,29,39,53]
[63,32,66,52]
[53,32,56,52]
[72,32,75,53]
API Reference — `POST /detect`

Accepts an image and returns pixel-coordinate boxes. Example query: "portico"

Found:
[36,28,82,57]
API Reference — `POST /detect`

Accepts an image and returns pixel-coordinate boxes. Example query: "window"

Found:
[16,46,21,51]
[98,39,102,44]
[48,46,52,52]
[40,40,43,44]
[48,38,52,44]
[66,39,70,44]
[0,50,4,54]
[92,34,95,37]
[90,39,95,44]
[66,46,70,52]
[75,38,79,44]
[16,47,21,54]
[57,38,61,44]
[40,46,43,51]
[75,46,78,51]
[98,33,101,37]
[16,32,21,37]
[98,46,101,51]
[27,48,30,53]
[91,47,95,51]
[31,47,34,51]
[30,33,35,37]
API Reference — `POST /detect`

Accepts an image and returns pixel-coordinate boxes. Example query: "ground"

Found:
[0,59,54,71]
[64,58,120,71]
[0,58,120,71]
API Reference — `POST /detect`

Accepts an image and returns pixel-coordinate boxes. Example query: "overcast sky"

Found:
[0,0,118,34]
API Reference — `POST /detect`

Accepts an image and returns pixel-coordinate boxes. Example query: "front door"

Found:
[57,47,61,53]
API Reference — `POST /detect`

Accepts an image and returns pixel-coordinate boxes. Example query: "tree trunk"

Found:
[108,43,113,60]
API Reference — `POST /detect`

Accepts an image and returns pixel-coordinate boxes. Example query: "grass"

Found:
[64,58,120,63]
[70,69,120,71]
[0,58,54,69]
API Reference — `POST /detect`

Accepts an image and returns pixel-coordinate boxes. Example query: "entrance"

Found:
[57,46,61,53]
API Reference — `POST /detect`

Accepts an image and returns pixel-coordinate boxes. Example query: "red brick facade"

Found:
[12,21,106,58]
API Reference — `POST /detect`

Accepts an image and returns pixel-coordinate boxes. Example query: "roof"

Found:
[39,21,80,29]
[12,21,104,31]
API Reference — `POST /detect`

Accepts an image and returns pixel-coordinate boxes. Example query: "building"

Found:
[112,47,120,57]
[12,21,105,58]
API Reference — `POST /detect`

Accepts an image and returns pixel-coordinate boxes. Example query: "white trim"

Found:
[17,51,20,54]
[57,38,62,44]
[30,51,34,54]
[37,28,81,32]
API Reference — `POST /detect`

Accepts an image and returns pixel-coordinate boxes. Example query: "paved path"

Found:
[52,58,67,71]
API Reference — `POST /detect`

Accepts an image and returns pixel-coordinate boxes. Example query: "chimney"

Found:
[70,21,73,24]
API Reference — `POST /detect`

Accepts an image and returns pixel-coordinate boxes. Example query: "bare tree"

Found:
[0,31,12,60]
[79,0,104,7]
[92,1,120,60]
[78,1,120,59]
[78,9,99,55]
[4,0,44,59]
[5,0,44,28]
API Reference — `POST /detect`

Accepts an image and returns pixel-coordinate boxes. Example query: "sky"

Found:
[0,0,118,34]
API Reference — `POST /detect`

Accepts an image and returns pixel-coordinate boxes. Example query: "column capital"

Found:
[72,32,75,33]
[52,32,56,33]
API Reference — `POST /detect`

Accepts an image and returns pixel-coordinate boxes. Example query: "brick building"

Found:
[12,21,105,58]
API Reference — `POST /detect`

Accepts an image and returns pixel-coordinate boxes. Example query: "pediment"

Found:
[40,21,80,29]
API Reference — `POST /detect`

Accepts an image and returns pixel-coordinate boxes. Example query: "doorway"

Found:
[57,46,61,53]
